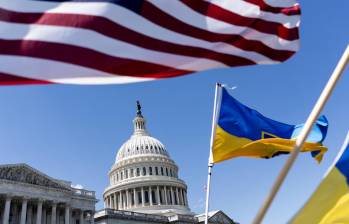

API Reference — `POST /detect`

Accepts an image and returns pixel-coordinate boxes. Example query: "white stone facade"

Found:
[103,102,191,216]
[0,164,97,224]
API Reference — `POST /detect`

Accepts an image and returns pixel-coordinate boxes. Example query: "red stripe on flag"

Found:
[0,72,52,85]
[180,0,299,41]
[243,0,301,15]
[0,8,257,66]
[141,2,296,61]
[0,39,190,78]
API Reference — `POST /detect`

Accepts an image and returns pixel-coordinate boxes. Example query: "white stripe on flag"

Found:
[205,0,300,28]
[0,55,154,84]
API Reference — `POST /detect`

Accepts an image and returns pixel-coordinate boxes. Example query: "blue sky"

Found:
[1,1,349,223]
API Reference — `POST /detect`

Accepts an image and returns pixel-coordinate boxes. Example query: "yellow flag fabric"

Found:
[290,133,349,224]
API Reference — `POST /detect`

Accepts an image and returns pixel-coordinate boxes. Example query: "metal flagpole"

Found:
[204,83,223,224]
[252,44,349,224]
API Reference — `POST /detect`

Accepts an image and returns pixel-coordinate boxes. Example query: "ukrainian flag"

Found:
[290,132,349,224]
[212,87,328,163]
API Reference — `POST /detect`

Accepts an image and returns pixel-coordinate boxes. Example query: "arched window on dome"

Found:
[120,171,123,180]
[155,167,159,175]
[116,173,119,181]
[143,167,146,176]
[125,170,128,179]
[130,168,134,178]
[169,169,173,177]
[136,168,140,176]
[149,167,153,175]
[161,167,164,176]
[166,168,169,176]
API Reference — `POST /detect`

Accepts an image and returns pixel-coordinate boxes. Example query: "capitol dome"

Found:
[104,102,191,216]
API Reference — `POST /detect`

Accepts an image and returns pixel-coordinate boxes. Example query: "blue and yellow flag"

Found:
[290,132,349,224]
[212,87,328,163]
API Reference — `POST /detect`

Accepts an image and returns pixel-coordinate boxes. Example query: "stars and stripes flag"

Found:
[0,0,300,85]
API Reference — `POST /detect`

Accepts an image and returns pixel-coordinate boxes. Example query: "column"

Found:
[125,190,129,209]
[36,200,43,224]
[79,210,84,224]
[183,190,188,206]
[64,205,70,224]
[156,186,161,205]
[170,187,175,205]
[164,186,168,205]
[133,189,136,208]
[179,189,183,206]
[20,198,28,224]
[51,203,57,224]
[90,211,95,224]
[122,192,126,209]
[118,192,122,210]
[27,204,33,224]
[13,203,19,224]
[149,187,153,206]
[113,193,117,210]
[2,196,11,224]
[176,188,180,205]
[42,207,47,224]
[141,187,145,207]
[134,189,138,208]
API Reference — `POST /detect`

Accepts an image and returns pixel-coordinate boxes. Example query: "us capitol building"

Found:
[0,102,236,224]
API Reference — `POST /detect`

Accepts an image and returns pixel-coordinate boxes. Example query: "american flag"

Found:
[0,0,300,85]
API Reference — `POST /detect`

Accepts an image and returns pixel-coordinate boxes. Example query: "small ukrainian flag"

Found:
[211,87,328,163]
[290,132,349,224]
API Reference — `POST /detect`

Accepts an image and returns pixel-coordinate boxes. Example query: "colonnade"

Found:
[0,195,94,224]
[105,185,188,210]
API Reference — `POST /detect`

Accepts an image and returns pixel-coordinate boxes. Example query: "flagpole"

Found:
[204,83,223,224]
[252,44,349,224]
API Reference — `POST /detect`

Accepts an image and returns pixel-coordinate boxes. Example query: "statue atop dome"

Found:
[136,100,142,117]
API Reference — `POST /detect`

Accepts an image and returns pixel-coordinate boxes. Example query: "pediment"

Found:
[0,164,72,191]
[209,211,236,224]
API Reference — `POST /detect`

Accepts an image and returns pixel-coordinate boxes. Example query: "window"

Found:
[149,167,153,175]
[116,173,119,181]
[155,167,159,175]
[166,168,169,176]
[125,170,128,179]
[161,167,164,175]
[170,169,173,177]
[143,167,146,176]
[130,169,134,178]
[120,172,123,180]
[136,168,140,176]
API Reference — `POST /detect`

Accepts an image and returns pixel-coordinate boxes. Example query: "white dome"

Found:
[104,102,191,216]
[115,135,170,162]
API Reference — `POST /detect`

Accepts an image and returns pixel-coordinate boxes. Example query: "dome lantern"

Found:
[133,101,148,136]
